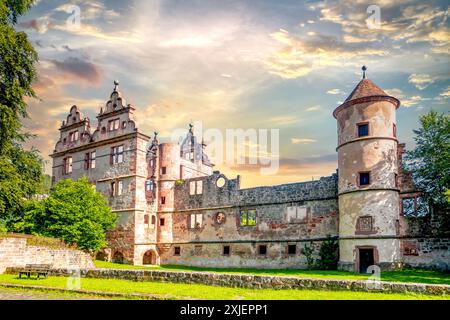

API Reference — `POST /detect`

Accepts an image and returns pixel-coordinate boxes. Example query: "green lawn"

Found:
[0,274,447,300]
[94,260,450,285]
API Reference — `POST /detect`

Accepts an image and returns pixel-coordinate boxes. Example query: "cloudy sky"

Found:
[18,0,449,188]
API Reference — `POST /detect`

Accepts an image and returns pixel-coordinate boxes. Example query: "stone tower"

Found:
[334,67,402,272]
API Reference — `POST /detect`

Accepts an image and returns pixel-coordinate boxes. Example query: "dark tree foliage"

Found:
[404,111,450,234]
[317,236,339,270]
[0,0,44,224]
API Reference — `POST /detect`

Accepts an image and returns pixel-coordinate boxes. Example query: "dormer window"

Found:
[357,123,369,137]
[108,118,120,131]
[69,131,79,142]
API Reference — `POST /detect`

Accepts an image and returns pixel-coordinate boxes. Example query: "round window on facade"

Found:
[216,177,226,188]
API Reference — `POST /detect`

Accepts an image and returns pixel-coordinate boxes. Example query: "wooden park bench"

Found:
[18,264,53,279]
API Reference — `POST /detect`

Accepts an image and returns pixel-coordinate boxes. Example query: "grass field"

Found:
[0,274,448,300]
[94,260,450,285]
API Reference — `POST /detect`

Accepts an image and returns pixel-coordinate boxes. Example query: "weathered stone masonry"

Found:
[50,77,449,272]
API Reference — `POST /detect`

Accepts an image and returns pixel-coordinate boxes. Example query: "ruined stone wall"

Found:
[158,172,338,267]
[401,238,450,271]
[0,237,94,273]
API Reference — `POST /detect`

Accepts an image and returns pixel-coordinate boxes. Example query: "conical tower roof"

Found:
[344,79,390,102]
[333,69,400,118]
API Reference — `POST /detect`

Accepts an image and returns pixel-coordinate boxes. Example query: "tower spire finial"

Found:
[113,80,119,92]
[362,66,367,79]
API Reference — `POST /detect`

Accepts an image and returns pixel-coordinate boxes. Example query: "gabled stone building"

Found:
[51,74,449,272]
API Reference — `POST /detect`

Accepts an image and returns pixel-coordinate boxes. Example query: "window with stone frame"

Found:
[174,246,180,256]
[286,205,307,223]
[63,156,72,174]
[359,172,370,186]
[111,181,116,197]
[145,179,154,192]
[69,130,79,142]
[111,180,123,197]
[240,209,257,226]
[189,213,203,229]
[108,118,120,131]
[402,196,429,217]
[160,196,166,205]
[357,123,369,137]
[356,216,375,234]
[258,245,267,255]
[287,244,297,255]
[111,145,124,164]
[189,180,203,195]
[84,152,96,170]
[90,151,96,169]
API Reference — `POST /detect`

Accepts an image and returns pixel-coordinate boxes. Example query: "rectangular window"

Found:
[161,196,166,205]
[286,206,307,222]
[393,123,397,137]
[108,118,120,131]
[189,181,196,195]
[84,153,90,170]
[63,157,73,174]
[240,209,257,226]
[69,131,79,142]
[111,182,116,197]
[359,172,370,186]
[196,181,203,194]
[174,246,180,256]
[189,213,203,229]
[160,218,165,226]
[357,123,369,137]
[161,167,166,174]
[288,244,296,255]
[189,180,203,195]
[117,180,123,195]
[91,151,96,169]
[145,179,154,192]
[394,173,398,188]
[258,245,267,255]
[223,245,230,256]
[111,145,124,164]
[144,214,149,224]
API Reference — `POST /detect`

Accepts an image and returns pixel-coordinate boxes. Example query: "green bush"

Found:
[302,242,315,269]
[317,236,339,270]
[10,177,117,252]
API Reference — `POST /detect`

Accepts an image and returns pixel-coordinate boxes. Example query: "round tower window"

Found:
[216,177,226,188]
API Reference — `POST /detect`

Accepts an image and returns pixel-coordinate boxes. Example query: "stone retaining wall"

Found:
[0,237,94,273]
[5,267,449,296]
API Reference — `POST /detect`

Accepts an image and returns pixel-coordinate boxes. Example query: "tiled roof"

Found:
[344,79,389,102]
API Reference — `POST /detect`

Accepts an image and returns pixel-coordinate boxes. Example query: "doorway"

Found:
[359,248,374,273]
[143,250,156,265]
